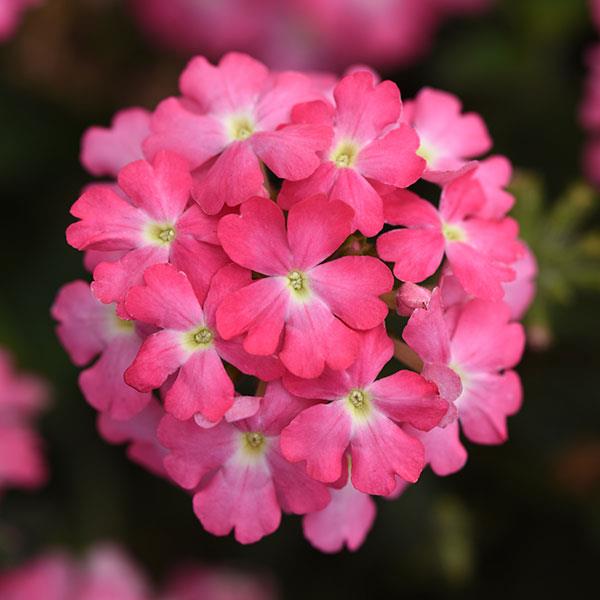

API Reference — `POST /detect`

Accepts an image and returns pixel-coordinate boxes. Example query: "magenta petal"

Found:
[286,195,353,270]
[125,330,187,393]
[125,263,203,331]
[357,124,424,188]
[117,151,192,223]
[158,416,236,489]
[280,402,351,483]
[193,464,281,544]
[377,228,445,283]
[217,197,292,274]
[303,482,376,553]
[164,349,234,422]
[278,162,337,210]
[268,446,330,514]
[346,325,394,389]
[216,338,283,381]
[193,141,267,214]
[412,421,467,476]
[252,124,332,181]
[310,256,393,330]
[216,277,288,354]
[370,370,447,430]
[351,414,425,494]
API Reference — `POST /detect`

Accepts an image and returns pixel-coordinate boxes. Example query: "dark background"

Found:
[0,0,598,598]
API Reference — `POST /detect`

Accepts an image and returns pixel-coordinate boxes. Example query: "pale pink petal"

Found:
[80,107,150,178]
[411,421,467,476]
[193,464,281,544]
[79,335,151,420]
[303,482,376,553]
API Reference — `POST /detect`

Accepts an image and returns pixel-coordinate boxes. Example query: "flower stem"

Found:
[392,338,423,372]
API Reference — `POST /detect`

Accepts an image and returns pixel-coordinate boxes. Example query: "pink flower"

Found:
[97,399,169,479]
[66,151,228,316]
[51,280,151,420]
[501,242,538,320]
[0,348,48,497]
[279,71,424,236]
[0,0,40,42]
[403,289,525,475]
[377,171,520,300]
[80,107,151,178]
[302,456,376,553]
[403,87,491,183]
[144,52,332,214]
[216,194,393,378]
[158,382,330,544]
[0,545,151,600]
[280,325,447,495]
[124,262,281,423]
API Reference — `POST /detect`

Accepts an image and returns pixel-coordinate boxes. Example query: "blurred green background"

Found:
[0,0,599,598]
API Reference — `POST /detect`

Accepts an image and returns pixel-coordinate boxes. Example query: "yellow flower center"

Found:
[442,222,467,243]
[346,388,372,422]
[243,431,266,452]
[183,326,214,350]
[331,141,359,169]
[227,115,255,141]
[286,270,311,301]
[146,223,177,246]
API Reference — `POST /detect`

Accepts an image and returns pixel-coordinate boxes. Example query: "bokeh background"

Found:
[1,0,599,598]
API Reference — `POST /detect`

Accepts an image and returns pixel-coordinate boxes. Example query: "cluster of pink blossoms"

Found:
[0,346,48,500]
[0,543,275,600]
[53,52,535,552]
[0,0,40,42]
[581,0,600,186]
[129,0,492,71]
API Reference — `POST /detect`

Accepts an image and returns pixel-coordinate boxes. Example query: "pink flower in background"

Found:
[81,108,151,179]
[0,0,41,42]
[403,87,491,183]
[279,71,424,235]
[67,151,228,315]
[51,280,151,420]
[377,171,520,300]
[0,347,48,498]
[128,0,492,71]
[159,382,330,544]
[216,194,393,378]
[144,52,331,213]
[403,289,525,475]
[280,326,447,494]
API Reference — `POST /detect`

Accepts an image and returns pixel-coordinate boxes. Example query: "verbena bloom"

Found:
[52,280,151,420]
[55,50,531,552]
[124,263,281,423]
[403,289,525,475]
[67,151,228,315]
[302,455,376,553]
[144,52,332,213]
[80,107,151,178]
[280,325,447,495]
[279,71,424,236]
[158,382,330,544]
[377,171,520,300]
[216,194,393,378]
[0,347,48,498]
[403,87,491,183]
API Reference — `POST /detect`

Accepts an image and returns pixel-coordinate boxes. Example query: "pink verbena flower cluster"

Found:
[0,543,275,600]
[0,346,48,500]
[53,52,534,552]
[129,0,492,71]
[0,0,40,42]
[581,0,600,186]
